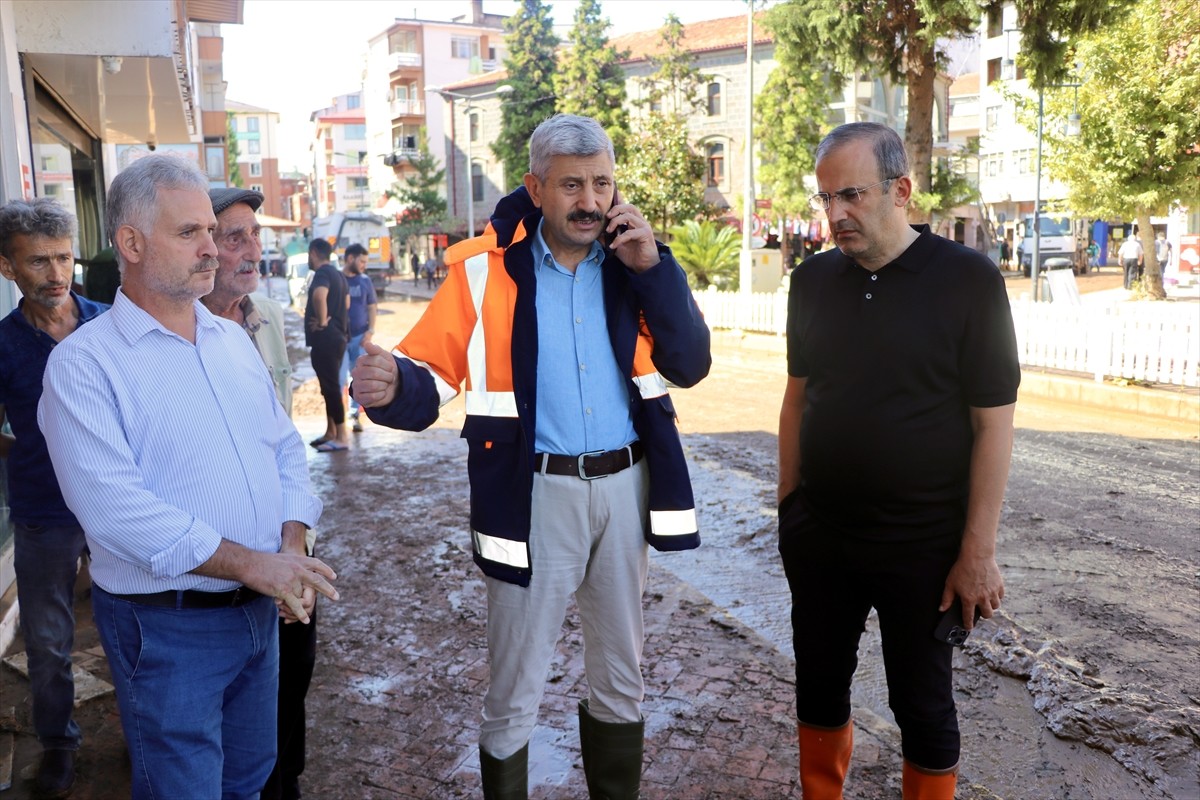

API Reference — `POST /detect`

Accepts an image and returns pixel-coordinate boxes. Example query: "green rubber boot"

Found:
[578,699,644,800]
[480,742,528,800]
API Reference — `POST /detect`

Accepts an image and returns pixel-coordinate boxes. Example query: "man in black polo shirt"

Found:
[777,122,1019,799]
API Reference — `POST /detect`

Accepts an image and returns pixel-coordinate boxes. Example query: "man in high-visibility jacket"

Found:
[352,114,710,798]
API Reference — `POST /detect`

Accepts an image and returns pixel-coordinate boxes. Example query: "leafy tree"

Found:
[756,8,836,269]
[621,14,709,235]
[766,0,980,219]
[1037,0,1199,299]
[636,13,707,115]
[386,128,448,248]
[554,0,631,159]
[667,219,742,289]
[226,112,242,188]
[622,113,707,236]
[494,0,558,191]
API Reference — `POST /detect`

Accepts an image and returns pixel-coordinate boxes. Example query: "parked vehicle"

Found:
[1016,214,1088,276]
[311,211,393,291]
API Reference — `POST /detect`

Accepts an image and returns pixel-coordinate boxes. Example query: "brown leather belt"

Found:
[534,441,644,480]
[109,587,264,609]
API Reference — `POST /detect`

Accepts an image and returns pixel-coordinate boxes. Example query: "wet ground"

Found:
[2,284,1197,798]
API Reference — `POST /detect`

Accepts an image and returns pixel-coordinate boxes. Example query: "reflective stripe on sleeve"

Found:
[473,529,530,569]
[633,371,668,399]
[650,508,697,537]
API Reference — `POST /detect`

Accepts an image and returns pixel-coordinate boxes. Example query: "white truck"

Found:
[1016,213,1088,276]
[311,211,394,291]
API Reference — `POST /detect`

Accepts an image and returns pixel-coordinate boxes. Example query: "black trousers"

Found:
[779,502,962,770]
[310,330,347,424]
[261,608,318,800]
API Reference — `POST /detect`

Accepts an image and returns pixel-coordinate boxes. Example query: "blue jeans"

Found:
[13,522,87,750]
[92,586,280,800]
[340,331,366,415]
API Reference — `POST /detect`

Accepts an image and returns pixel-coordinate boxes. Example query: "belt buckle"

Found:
[576,449,607,480]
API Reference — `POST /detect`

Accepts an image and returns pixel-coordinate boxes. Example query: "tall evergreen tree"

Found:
[622,14,708,235]
[226,112,242,188]
[554,0,630,160]
[387,128,447,245]
[493,0,558,191]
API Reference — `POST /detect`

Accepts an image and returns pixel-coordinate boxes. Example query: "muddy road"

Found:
[292,296,1198,798]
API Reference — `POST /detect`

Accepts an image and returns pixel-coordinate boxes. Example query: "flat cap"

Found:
[209,187,264,216]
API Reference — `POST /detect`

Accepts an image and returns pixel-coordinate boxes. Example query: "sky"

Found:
[222,0,760,172]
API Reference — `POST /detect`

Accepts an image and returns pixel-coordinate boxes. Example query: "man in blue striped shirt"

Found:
[38,155,339,800]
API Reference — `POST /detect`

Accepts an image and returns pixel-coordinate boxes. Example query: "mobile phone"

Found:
[605,183,629,248]
[932,597,982,647]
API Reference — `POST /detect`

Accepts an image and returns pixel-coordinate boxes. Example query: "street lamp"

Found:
[1004,30,1081,300]
[425,84,513,237]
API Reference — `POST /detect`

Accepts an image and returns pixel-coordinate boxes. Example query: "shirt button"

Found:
[575,317,582,324]
[871,274,878,281]
[865,293,873,299]
[585,408,592,415]
[579,363,586,371]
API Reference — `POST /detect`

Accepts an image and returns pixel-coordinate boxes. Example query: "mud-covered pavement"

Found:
[287,296,1199,799]
[2,291,1196,798]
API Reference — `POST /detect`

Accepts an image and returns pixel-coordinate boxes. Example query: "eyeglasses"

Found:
[808,178,901,212]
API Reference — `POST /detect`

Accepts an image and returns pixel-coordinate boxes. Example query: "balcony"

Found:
[389,99,425,119]
[390,51,422,72]
[383,146,419,167]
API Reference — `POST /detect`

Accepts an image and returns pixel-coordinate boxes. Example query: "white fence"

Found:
[693,289,1200,388]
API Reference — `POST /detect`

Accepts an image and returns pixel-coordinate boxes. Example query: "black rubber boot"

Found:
[578,699,644,800]
[480,743,528,800]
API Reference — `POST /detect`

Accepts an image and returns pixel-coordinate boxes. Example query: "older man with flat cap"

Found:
[201,187,316,799]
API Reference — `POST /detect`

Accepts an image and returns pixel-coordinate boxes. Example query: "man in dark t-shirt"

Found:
[777,123,1019,799]
[304,238,350,451]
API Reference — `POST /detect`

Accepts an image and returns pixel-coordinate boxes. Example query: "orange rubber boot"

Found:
[797,721,853,799]
[901,759,958,800]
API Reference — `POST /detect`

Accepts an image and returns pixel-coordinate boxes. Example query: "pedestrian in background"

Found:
[352,114,710,799]
[339,242,377,433]
[1154,232,1171,275]
[0,198,108,798]
[411,250,420,285]
[1087,241,1100,271]
[1118,235,1142,289]
[38,154,338,800]
[778,122,1019,799]
[305,238,350,451]
[201,186,319,800]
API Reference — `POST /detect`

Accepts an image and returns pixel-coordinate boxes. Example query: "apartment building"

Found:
[311,92,369,217]
[363,0,508,215]
[227,99,284,218]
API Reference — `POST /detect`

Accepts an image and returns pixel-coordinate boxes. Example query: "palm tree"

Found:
[667,220,741,289]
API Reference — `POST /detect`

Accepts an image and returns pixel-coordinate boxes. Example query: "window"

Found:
[469,112,480,143]
[350,177,369,189]
[250,184,263,193]
[206,145,225,180]
[247,117,259,133]
[471,163,484,203]
[451,36,480,60]
[706,142,725,187]
[203,82,222,109]
[1016,149,1036,175]
[985,105,1001,130]
[346,95,361,110]
[344,123,367,140]
[987,8,1002,38]
[249,162,262,177]
[986,58,1002,85]
[248,140,261,155]
[389,29,417,53]
[707,82,722,116]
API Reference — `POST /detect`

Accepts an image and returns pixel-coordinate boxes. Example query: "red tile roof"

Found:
[950,72,980,97]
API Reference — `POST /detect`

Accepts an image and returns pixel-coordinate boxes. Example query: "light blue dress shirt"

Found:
[38,288,322,595]
[531,219,637,456]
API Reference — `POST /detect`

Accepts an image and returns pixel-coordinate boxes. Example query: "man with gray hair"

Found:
[352,113,710,798]
[0,197,107,797]
[38,154,339,799]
